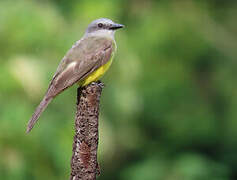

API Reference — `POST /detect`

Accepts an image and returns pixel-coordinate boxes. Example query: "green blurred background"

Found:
[0,0,237,179]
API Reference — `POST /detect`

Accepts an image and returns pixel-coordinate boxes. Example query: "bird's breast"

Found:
[78,56,114,87]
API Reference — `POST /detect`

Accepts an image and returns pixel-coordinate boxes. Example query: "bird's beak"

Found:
[109,23,124,30]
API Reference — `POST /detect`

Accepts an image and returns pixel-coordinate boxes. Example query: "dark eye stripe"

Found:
[98,23,103,28]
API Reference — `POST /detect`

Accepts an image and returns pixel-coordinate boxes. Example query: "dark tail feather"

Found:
[26,96,52,133]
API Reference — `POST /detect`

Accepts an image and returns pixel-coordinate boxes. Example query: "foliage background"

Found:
[0,0,237,179]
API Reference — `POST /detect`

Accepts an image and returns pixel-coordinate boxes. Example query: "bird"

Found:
[26,18,124,133]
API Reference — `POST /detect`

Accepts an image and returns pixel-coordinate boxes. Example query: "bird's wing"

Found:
[46,36,114,98]
[27,36,114,133]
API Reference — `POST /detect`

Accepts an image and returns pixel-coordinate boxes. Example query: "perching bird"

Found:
[26,18,124,133]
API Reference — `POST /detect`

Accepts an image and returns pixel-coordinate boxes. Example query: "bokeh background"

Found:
[0,0,237,179]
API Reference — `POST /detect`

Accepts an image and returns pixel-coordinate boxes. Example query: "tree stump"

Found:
[70,82,104,180]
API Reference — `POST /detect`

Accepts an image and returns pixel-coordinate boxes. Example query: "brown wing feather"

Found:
[26,36,114,133]
[47,40,113,97]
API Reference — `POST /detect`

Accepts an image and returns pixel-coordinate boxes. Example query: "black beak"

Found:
[109,23,124,30]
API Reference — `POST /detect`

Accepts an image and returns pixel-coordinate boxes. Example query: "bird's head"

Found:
[85,18,124,35]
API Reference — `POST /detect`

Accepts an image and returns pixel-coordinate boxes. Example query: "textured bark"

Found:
[70,82,104,180]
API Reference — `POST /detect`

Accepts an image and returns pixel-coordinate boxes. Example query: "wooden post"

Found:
[70,82,104,180]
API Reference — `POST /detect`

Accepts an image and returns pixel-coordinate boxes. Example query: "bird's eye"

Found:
[98,23,103,28]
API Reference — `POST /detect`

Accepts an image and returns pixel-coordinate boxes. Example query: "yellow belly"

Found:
[78,59,113,87]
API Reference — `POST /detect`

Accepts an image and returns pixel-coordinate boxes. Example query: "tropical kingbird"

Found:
[26,18,124,133]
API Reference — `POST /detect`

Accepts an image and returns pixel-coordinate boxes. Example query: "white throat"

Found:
[85,29,115,39]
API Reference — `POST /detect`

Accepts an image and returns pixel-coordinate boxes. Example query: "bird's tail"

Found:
[26,96,53,133]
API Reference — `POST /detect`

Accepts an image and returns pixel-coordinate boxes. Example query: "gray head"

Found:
[86,18,124,34]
